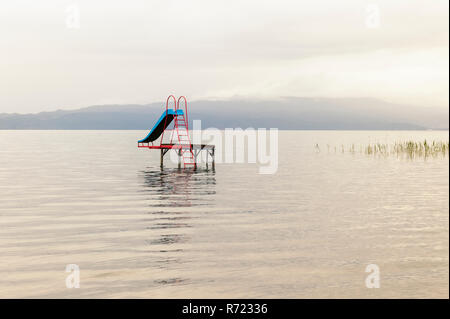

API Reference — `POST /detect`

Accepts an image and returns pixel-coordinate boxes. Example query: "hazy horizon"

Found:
[1,96,448,130]
[0,95,448,116]
[1,0,449,114]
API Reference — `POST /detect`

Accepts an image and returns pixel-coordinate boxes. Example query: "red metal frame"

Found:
[137,95,196,168]
[159,94,177,147]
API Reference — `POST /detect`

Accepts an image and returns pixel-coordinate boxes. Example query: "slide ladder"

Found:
[174,97,196,168]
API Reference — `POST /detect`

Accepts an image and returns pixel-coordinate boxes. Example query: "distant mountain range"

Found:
[0,97,448,130]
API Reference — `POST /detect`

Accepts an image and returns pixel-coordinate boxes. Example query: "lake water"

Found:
[0,130,448,298]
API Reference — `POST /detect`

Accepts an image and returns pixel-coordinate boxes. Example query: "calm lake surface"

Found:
[0,130,448,298]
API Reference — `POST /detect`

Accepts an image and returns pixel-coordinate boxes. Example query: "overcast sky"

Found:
[1,0,448,113]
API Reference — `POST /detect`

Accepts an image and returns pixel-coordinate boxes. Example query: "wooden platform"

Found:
[138,143,214,150]
[138,143,215,169]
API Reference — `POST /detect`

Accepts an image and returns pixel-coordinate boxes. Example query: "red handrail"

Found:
[177,96,189,131]
[160,95,177,146]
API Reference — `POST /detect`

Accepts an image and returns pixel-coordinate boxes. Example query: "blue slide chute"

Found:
[138,109,184,143]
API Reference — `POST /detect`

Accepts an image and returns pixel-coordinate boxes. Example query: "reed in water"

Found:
[320,140,449,158]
